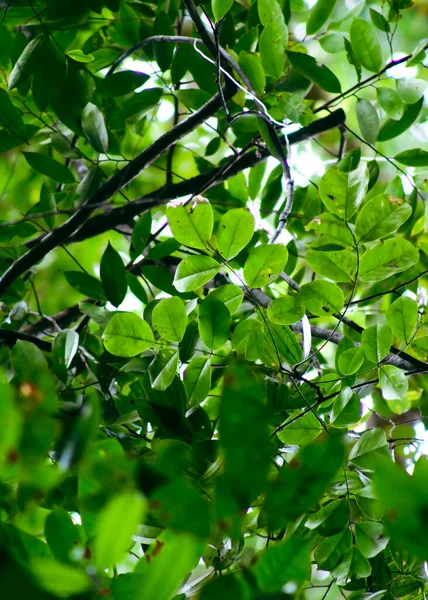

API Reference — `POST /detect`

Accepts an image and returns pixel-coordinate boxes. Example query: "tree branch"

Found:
[0,328,52,352]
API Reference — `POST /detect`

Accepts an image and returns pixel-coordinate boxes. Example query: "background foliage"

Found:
[0,0,428,598]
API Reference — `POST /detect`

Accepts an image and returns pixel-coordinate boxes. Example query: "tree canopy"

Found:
[0,0,428,598]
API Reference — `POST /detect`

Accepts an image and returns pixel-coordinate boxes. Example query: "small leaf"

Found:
[239,52,266,95]
[298,280,344,316]
[212,0,233,22]
[378,97,423,141]
[232,318,264,361]
[369,8,390,32]
[244,244,288,288]
[260,19,288,79]
[379,365,409,400]
[356,98,379,145]
[354,522,389,558]
[306,0,338,35]
[286,51,341,93]
[82,102,108,153]
[100,242,128,307]
[103,312,154,357]
[173,256,220,292]
[376,87,404,120]
[0,89,27,140]
[254,538,311,593]
[66,49,95,63]
[64,271,106,301]
[52,329,79,370]
[9,34,43,89]
[396,78,428,104]
[23,152,75,183]
[331,387,361,427]
[167,198,213,251]
[209,284,243,314]
[184,356,211,405]
[217,208,254,260]
[97,70,150,97]
[350,18,382,73]
[386,295,418,343]
[267,296,305,325]
[152,297,187,342]
[394,149,428,167]
[319,161,368,219]
[361,324,392,363]
[149,348,179,391]
[359,239,419,282]
[344,37,362,82]
[338,346,365,376]
[349,428,389,469]
[277,411,322,445]
[198,296,230,350]
[306,249,357,283]
[94,491,146,569]
[355,194,412,242]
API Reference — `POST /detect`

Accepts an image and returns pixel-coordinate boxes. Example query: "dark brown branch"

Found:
[0,328,52,352]
[0,83,237,300]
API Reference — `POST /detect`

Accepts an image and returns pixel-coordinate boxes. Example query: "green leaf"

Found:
[248,162,267,200]
[305,213,354,249]
[217,208,254,260]
[127,272,148,304]
[315,529,352,570]
[350,18,382,73]
[22,152,75,184]
[376,87,404,120]
[97,70,149,97]
[306,499,348,536]
[378,97,424,141]
[208,284,243,314]
[94,490,146,569]
[379,364,409,401]
[354,522,389,558]
[243,244,288,287]
[184,356,211,405]
[231,318,264,360]
[100,242,127,307]
[103,312,154,357]
[369,8,390,32]
[396,78,428,104]
[238,52,266,95]
[344,37,362,82]
[332,545,371,583]
[173,256,220,292]
[82,102,108,153]
[64,270,106,301]
[355,194,412,242]
[267,296,305,325]
[30,559,92,597]
[149,348,179,391]
[410,336,428,361]
[386,295,418,343]
[361,323,392,363]
[254,538,311,592]
[319,162,368,219]
[38,181,56,228]
[131,211,152,255]
[306,249,357,282]
[338,346,364,376]
[152,297,187,342]
[198,296,230,350]
[66,49,94,63]
[167,198,213,250]
[298,280,344,316]
[359,239,419,282]
[349,428,389,469]
[134,531,205,600]
[212,0,233,22]
[45,508,81,564]
[0,89,27,140]
[306,0,338,35]
[8,34,43,89]
[394,149,428,167]
[260,19,288,79]
[263,320,302,366]
[52,329,79,370]
[331,387,361,427]
[277,411,322,445]
[356,98,379,145]
[286,51,341,93]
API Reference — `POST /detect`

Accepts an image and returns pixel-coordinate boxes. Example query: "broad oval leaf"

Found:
[152,297,187,342]
[267,296,305,325]
[167,198,213,251]
[173,256,220,292]
[217,208,255,260]
[350,18,382,73]
[212,0,233,21]
[319,162,368,219]
[64,270,106,301]
[103,312,154,357]
[306,0,338,35]
[386,295,418,343]
[96,70,149,97]
[277,411,322,445]
[100,242,128,307]
[260,19,287,79]
[331,387,361,428]
[356,98,379,145]
[149,348,179,391]
[244,244,288,288]
[82,102,109,153]
[394,149,428,167]
[379,365,409,401]
[378,97,424,141]
[286,51,341,93]
[355,194,412,242]
[349,428,389,469]
[359,239,419,282]
[208,284,243,314]
[94,491,146,569]
[338,346,364,376]
[361,323,392,363]
[306,249,357,282]
[22,152,75,184]
[298,280,344,316]
[232,318,264,361]
[396,78,428,104]
[376,87,404,121]
[184,356,211,405]
[198,296,231,350]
